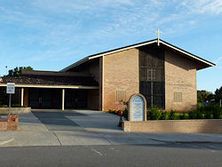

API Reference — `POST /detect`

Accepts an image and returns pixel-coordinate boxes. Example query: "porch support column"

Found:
[62,89,65,111]
[21,88,24,107]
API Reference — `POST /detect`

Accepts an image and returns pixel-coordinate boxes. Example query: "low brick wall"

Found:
[0,107,31,114]
[0,114,19,131]
[123,120,222,134]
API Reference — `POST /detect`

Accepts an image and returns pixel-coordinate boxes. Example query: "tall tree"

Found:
[197,90,214,103]
[215,86,222,103]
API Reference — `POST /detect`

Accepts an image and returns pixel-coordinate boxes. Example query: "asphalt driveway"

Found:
[32,110,121,133]
[32,111,85,131]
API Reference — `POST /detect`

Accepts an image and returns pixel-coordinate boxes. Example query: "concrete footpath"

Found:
[0,110,222,147]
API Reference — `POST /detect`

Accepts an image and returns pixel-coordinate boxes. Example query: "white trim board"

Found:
[0,84,99,89]
[89,40,215,67]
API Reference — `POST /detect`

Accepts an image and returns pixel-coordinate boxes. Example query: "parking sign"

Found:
[6,83,15,94]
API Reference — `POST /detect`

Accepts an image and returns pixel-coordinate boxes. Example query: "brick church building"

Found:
[0,39,215,111]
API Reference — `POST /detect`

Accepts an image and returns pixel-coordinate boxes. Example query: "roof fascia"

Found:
[88,40,157,60]
[0,84,98,89]
[61,38,215,71]
[60,57,89,72]
[61,39,157,71]
[159,40,215,67]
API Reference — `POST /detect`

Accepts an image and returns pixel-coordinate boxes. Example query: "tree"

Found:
[7,66,33,77]
[215,86,222,103]
[197,90,214,103]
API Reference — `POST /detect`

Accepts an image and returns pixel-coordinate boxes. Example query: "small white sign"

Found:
[6,83,15,94]
[128,93,147,121]
[131,96,144,121]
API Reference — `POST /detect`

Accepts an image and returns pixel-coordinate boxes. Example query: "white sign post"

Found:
[6,83,15,108]
[128,93,147,121]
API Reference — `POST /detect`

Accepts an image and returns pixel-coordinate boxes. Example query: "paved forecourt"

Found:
[0,109,222,147]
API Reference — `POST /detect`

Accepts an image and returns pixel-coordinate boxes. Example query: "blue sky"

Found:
[0,0,221,92]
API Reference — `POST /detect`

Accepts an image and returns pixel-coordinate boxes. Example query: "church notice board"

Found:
[128,93,147,121]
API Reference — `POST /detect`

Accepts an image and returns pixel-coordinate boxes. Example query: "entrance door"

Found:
[29,88,61,109]
[65,89,88,109]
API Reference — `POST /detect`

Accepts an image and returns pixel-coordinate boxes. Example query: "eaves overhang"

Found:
[61,39,215,71]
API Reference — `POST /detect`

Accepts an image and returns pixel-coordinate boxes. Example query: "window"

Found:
[147,69,156,81]
[140,68,156,81]
[174,92,182,102]
[139,46,165,109]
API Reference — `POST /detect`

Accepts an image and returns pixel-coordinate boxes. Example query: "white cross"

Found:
[155,28,162,46]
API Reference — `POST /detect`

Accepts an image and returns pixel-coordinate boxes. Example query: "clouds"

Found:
[31,0,134,13]
[0,0,221,74]
[181,0,222,15]
[1,0,221,41]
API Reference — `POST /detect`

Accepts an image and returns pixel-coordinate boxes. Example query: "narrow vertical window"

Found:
[139,46,165,109]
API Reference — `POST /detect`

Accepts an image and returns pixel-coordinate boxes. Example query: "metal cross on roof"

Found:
[155,28,162,46]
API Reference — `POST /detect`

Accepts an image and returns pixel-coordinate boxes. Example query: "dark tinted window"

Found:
[139,45,165,109]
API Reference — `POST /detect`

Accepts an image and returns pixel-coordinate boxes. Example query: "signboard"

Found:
[128,93,147,121]
[6,83,15,94]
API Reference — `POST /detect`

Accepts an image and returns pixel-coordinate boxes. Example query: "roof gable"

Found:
[61,38,215,71]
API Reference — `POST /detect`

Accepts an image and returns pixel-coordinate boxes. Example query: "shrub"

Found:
[204,110,212,119]
[161,112,167,120]
[190,105,222,119]
[164,112,171,120]
[197,111,204,119]
[179,113,188,119]
[189,110,205,119]
[212,106,221,119]
[188,111,196,119]
[149,107,163,120]
[110,104,222,120]
[169,111,175,120]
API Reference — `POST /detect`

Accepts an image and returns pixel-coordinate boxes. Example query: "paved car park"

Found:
[0,109,222,147]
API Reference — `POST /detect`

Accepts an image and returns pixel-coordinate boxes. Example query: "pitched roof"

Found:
[61,38,215,72]
[21,70,91,77]
[1,71,98,87]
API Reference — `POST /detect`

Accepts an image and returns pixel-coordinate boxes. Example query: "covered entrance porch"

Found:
[0,70,100,110]
[25,85,99,110]
[0,85,99,110]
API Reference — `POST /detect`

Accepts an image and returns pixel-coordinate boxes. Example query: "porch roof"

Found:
[0,71,98,89]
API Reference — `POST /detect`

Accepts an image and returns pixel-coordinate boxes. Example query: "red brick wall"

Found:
[103,49,139,111]
[165,50,197,111]
[124,120,222,133]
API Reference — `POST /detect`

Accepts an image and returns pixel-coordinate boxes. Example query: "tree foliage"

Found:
[7,66,33,77]
[197,90,214,103]
[215,86,222,103]
[197,86,222,105]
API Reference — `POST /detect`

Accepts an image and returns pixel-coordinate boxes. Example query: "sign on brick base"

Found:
[128,93,147,121]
